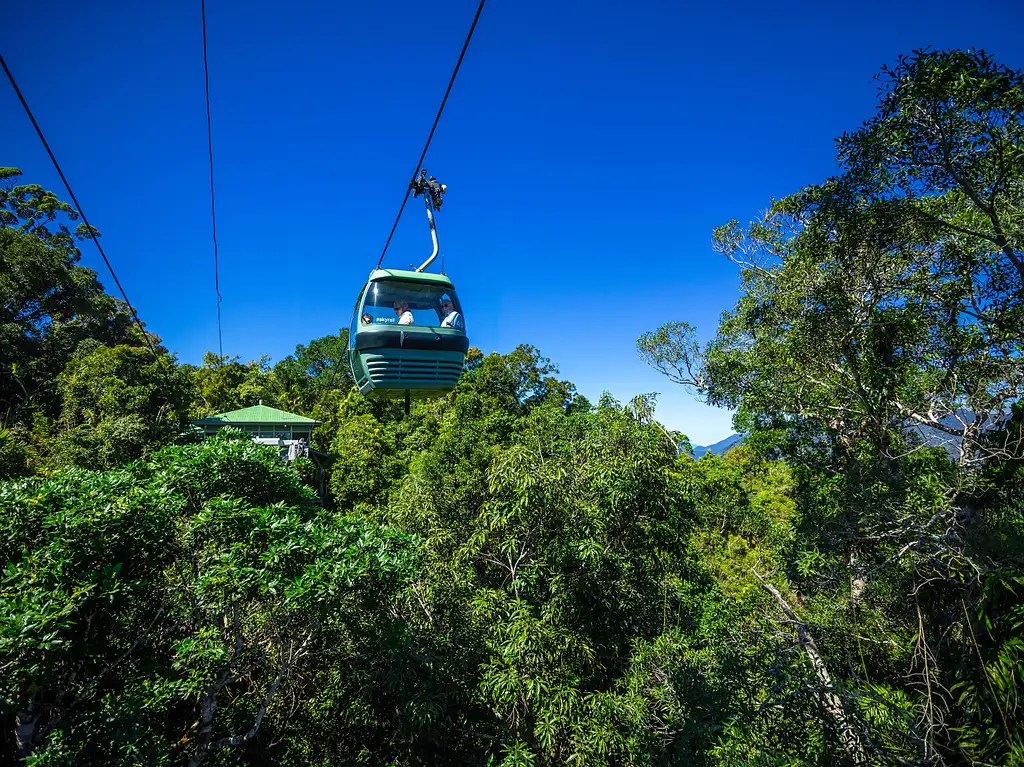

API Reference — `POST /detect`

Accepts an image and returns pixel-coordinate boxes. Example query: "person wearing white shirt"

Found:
[439,297,464,330]
[393,300,414,325]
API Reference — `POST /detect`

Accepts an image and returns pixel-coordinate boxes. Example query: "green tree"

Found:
[639,49,1024,764]
[48,341,193,470]
[341,353,737,765]
[0,434,418,765]
[189,352,278,417]
[271,331,352,414]
[839,49,1023,286]
[329,413,404,510]
[0,427,29,480]
[0,168,143,424]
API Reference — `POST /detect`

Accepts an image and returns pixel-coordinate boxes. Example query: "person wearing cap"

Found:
[393,300,414,325]
[439,297,464,330]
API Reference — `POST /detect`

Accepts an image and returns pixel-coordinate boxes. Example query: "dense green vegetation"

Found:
[2,49,1022,765]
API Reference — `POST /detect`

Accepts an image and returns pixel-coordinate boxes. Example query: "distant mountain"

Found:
[690,413,989,460]
[691,433,744,458]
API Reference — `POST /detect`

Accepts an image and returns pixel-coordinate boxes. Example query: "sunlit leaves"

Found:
[638,48,1024,766]
[0,436,417,764]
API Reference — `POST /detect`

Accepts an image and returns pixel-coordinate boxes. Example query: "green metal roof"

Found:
[193,404,319,426]
[368,268,455,288]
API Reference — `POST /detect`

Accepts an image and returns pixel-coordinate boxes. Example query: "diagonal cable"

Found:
[1,53,159,359]
[201,0,224,355]
[375,0,487,269]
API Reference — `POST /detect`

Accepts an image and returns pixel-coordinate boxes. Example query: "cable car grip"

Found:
[412,170,446,272]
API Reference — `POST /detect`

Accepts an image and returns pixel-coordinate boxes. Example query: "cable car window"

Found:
[362,280,465,329]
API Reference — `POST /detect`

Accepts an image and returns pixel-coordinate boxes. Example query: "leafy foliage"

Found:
[640,48,1024,765]
[0,436,417,765]
[49,342,193,470]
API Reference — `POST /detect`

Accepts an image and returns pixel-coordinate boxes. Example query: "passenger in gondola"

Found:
[439,297,464,330]
[394,300,414,324]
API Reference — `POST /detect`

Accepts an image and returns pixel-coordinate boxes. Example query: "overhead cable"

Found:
[1,53,159,359]
[375,0,488,269]
[201,0,224,356]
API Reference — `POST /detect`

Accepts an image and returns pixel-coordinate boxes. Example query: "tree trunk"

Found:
[14,703,41,759]
[186,684,220,767]
[753,569,868,764]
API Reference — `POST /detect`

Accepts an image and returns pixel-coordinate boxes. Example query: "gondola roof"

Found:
[366,268,455,287]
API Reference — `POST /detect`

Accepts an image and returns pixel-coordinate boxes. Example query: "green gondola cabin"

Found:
[348,268,468,399]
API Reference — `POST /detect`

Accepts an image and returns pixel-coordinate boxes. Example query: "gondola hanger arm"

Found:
[411,170,446,272]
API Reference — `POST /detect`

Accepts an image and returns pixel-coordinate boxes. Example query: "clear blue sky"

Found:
[4,0,1022,444]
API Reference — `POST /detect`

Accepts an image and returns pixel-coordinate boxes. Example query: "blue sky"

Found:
[4,0,1022,444]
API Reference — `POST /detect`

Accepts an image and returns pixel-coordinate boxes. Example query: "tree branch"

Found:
[752,569,868,763]
[211,631,314,750]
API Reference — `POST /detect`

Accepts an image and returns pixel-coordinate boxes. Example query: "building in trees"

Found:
[193,403,332,500]
[193,402,318,444]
